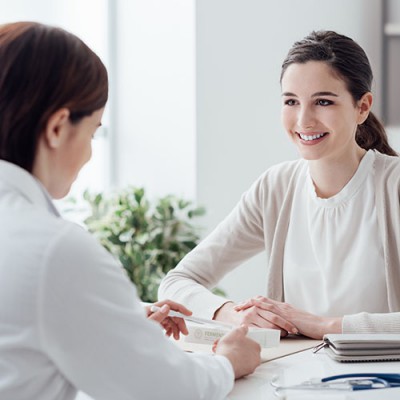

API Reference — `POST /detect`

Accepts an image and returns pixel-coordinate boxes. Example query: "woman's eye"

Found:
[316,99,333,106]
[284,99,297,106]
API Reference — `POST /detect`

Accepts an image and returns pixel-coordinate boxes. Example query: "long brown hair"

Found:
[0,21,109,172]
[281,30,397,156]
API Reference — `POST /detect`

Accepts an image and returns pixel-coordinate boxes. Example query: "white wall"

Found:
[113,0,196,200]
[1,1,387,301]
[196,0,383,301]
[0,0,110,197]
[1,0,197,202]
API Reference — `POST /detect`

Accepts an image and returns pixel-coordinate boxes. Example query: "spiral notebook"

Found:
[316,334,400,362]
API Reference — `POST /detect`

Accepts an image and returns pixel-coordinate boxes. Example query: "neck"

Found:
[308,147,367,198]
[31,141,60,199]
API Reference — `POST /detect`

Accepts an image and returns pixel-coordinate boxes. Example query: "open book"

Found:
[318,334,400,362]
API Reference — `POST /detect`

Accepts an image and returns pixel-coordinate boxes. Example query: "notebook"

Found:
[318,334,400,362]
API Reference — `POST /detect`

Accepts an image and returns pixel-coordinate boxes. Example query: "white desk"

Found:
[76,348,400,399]
[228,348,400,399]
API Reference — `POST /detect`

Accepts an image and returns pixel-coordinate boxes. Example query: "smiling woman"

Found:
[159,30,400,340]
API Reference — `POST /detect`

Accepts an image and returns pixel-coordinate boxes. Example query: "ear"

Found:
[357,92,373,125]
[43,108,71,149]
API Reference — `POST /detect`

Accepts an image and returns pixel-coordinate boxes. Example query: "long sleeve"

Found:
[159,178,266,319]
[39,223,234,400]
[343,312,400,333]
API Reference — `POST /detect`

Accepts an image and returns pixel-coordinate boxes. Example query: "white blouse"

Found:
[284,150,389,317]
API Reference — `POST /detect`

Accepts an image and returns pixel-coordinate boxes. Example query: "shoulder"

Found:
[237,158,306,213]
[20,214,115,277]
[44,219,115,272]
[373,151,400,184]
[26,210,101,258]
[250,158,306,196]
[40,218,132,306]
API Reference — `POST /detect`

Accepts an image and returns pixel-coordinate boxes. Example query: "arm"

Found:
[159,172,298,333]
[39,224,259,400]
[233,298,400,338]
[158,179,267,320]
[343,312,400,333]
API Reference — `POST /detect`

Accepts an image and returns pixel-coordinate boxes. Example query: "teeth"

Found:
[299,132,326,141]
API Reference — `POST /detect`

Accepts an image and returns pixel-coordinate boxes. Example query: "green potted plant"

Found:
[82,187,213,302]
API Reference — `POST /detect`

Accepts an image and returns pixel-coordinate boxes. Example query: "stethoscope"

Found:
[271,372,400,397]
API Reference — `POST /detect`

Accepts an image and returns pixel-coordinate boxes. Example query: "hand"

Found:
[145,299,192,340]
[234,296,342,339]
[214,301,298,337]
[214,325,261,379]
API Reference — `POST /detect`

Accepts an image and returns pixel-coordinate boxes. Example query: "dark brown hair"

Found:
[281,30,397,156]
[0,21,109,171]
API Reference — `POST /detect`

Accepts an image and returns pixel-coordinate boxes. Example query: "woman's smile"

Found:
[296,131,329,144]
[281,61,363,162]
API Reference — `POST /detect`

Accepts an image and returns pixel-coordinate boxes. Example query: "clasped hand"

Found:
[217,296,340,339]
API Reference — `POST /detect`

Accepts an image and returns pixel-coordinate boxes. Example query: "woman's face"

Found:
[60,108,104,195]
[280,61,367,163]
[42,108,104,199]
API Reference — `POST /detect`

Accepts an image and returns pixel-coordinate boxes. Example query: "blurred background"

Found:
[1,0,399,301]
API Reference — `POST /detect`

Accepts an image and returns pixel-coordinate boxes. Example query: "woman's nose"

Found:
[297,106,316,130]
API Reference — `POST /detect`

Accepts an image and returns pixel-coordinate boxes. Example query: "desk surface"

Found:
[76,347,400,399]
[229,348,400,399]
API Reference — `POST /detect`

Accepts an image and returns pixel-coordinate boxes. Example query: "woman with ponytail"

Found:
[160,30,400,339]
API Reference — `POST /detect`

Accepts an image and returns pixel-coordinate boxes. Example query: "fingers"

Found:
[216,325,261,379]
[257,309,298,335]
[234,298,298,335]
[148,304,170,323]
[221,324,248,343]
[147,300,192,340]
[236,324,248,336]
[212,338,220,353]
[234,296,269,311]
[171,316,189,336]
[233,299,253,311]
[153,299,192,316]
[161,318,182,340]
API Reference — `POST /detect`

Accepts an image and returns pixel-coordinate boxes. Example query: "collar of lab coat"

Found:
[0,160,60,217]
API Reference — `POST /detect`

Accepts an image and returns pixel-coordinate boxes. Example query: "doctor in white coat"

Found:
[0,21,260,400]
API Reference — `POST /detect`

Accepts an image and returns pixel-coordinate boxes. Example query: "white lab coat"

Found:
[0,160,233,400]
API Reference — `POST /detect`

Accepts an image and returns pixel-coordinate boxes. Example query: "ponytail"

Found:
[356,112,398,156]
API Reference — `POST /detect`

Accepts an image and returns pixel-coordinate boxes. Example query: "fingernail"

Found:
[161,304,169,313]
[292,328,299,335]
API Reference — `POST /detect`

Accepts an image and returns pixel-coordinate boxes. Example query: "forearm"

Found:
[158,269,231,319]
[160,192,265,317]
